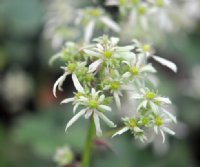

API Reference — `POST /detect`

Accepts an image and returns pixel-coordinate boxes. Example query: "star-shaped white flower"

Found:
[61,86,116,136]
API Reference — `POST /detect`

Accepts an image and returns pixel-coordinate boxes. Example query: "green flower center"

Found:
[89,100,98,108]
[103,50,112,58]
[137,6,146,15]
[156,0,164,7]
[155,117,163,126]
[131,0,140,5]
[128,118,137,128]
[145,91,155,100]
[131,67,139,75]
[141,117,149,125]
[67,63,76,73]
[111,82,119,90]
[119,0,126,5]
[143,44,151,52]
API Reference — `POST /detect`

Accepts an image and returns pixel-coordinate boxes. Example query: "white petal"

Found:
[72,73,84,93]
[85,110,93,119]
[114,91,121,109]
[93,112,102,137]
[131,93,143,99]
[134,127,143,133]
[65,109,86,132]
[149,101,158,113]
[162,108,177,123]
[61,97,74,104]
[112,127,129,138]
[122,72,131,78]
[49,53,61,66]
[84,49,101,57]
[53,73,68,98]
[115,46,134,52]
[98,94,105,103]
[154,126,158,134]
[162,127,175,135]
[100,16,120,32]
[111,37,120,45]
[73,103,80,113]
[84,21,95,44]
[97,112,116,127]
[152,55,177,72]
[160,129,166,143]
[89,59,103,73]
[99,105,112,112]
[141,64,157,73]
[154,97,171,104]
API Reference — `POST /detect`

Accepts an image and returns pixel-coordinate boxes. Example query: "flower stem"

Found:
[81,117,95,167]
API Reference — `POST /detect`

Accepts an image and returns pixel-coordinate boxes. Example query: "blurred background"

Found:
[0,0,200,167]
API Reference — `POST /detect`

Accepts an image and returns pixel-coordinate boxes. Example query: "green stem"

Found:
[81,117,95,167]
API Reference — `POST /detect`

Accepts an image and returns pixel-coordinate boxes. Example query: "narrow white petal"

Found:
[61,97,74,104]
[112,127,129,138]
[93,112,102,137]
[97,112,116,127]
[162,127,175,135]
[122,72,131,78]
[114,92,121,109]
[53,73,68,98]
[152,55,177,72]
[162,108,177,123]
[72,73,84,93]
[150,101,158,113]
[85,110,93,119]
[154,97,171,104]
[49,53,61,66]
[100,16,120,32]
[84,21,95,44]
[134,127,143,133]
[98,94,105,103]
[141,64,157,73]
[111,37,120,45]
[99,105,112,112]
[73,103,80,113]
[131,93,143,99]
[65,109,86,132]
[115,46,134,52]
[89,59,103,73]
[84,49,101,57]
[154,126,158,134]
[160,129,166,143]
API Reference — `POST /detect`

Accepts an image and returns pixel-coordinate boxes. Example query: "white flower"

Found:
[122,53,156,85]
[53,62,85,97]
[54,145,74,166]
[131,88,171,112]
[152,113,175,143]
[112,117,147,143]
[62,88,116,136]
[103,70,133,109]
[76,7,120,44]
[133,41,177,72]
[84,36,134,72]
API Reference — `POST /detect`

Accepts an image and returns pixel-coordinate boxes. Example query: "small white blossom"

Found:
[152,113,175,143]
[133,41,177,72]
[131,88,171,112]
[84,36,134,72]
[76,7,120,44]
[53,62,86,97]
[62,87,116,136]
[112,117,147,143]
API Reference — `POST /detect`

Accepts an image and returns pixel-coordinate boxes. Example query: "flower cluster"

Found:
[52,35,177,143]
[106,0,200,33]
